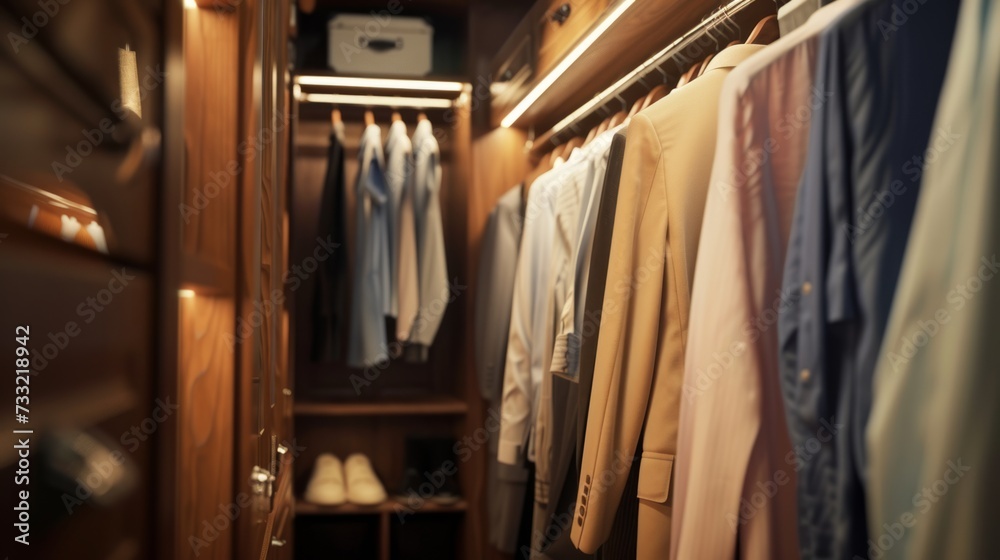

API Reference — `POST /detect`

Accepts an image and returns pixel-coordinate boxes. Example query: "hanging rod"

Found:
[534,0,767,153]
[298,92,456,109]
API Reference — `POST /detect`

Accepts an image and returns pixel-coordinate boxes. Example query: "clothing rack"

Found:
[530,0,775,155]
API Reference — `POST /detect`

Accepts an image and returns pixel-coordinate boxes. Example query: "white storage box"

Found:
[328,14,433,77]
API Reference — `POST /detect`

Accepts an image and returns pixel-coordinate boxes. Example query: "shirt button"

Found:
[800,368,811,381]
[802,281,813,295]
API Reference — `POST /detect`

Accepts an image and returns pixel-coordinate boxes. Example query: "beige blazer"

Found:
[571,44,766,558]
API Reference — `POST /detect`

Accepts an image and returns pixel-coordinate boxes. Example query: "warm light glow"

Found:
[295,76,466,92]
[302,93,453,109]
[183,0,197,8]
[179,289,195,299]
[547,0,752,139]
[501,0,636,128]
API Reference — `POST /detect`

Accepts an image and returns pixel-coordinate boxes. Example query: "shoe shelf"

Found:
[293,395,469,417]
[295,497,468,516]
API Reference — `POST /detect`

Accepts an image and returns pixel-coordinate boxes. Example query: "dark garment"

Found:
[577,132,626,467]
[596,461,638,560]
[311,130,347,362]
[777,0,959,558]
[535,133,625,560]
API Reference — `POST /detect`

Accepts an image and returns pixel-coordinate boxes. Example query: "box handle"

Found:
[358,36,403,52]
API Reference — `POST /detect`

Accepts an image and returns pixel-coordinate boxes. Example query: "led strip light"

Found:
[500,0,637,128]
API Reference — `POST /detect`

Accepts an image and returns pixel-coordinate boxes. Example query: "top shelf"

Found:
[294,395,469,417]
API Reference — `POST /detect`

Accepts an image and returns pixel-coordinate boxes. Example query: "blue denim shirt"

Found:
[347,124,391,368]
[778,0,958,557]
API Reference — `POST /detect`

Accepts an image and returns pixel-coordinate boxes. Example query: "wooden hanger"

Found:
[330,108,342,127]
[676,64,698,88]
[563,136,585,158]
[525,152,551,192]
[627,94,646,117]
[364,109,375,126]
[641,84,671,111]
[746,15,779,45]
[727,39,740,47]
[391,111,402,123]
[417,111,428,122]
[695,53,715,78]
[608,110,628,128]
[585,116,610,145]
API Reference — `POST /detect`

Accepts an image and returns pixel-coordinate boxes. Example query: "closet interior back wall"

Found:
[291,104,468,401]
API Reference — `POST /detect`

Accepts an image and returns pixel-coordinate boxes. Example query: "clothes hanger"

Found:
[640,84,671,110]
[417,111,428,122]
[563,136,585,158]
[746,15,779,44]
[391,111,402,123]
[364,109,375,126]
[608,110,628,128]
[695,53,716,77]
[331,108,342,127]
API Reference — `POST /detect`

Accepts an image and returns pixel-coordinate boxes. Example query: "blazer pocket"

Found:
[636,452,674,503]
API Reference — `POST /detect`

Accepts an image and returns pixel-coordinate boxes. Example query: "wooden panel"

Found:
[176,5,242,560]
[536,0,612,74]
[182,6,240,282]
[177,295,236,560]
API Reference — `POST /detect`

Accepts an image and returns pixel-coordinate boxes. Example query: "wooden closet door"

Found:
[0,1,162,559]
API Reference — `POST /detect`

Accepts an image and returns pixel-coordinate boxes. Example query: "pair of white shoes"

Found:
[304,453,387,506]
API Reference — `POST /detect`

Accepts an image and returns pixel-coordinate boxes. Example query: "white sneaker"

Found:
[304,453,346,505]
[344,453,387,505]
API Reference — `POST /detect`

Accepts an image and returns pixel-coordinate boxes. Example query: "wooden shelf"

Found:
[296,497,467,516]
[294,396,469,417]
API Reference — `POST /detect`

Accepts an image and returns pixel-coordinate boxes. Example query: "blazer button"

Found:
[800,368,811,381]
[802,281,813,295]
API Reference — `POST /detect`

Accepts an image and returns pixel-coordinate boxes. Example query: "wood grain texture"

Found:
[182,7,239,280]
[177,295,236,560]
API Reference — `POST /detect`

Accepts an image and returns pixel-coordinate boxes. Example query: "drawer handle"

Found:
[551,3,572,25]
[358,36,403,52]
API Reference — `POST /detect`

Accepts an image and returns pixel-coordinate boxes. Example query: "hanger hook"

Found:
[615,93,627,112]
[655,65,669,84]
